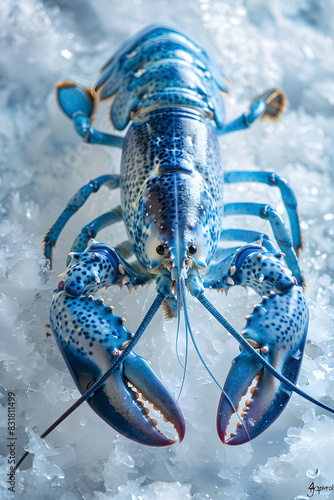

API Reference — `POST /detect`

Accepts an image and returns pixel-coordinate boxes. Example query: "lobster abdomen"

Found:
[95,24,227,131]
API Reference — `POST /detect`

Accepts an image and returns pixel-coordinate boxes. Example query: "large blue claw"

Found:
[50,289,185,446]
[217,285,308,445]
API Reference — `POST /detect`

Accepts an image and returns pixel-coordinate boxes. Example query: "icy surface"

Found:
[1,0,334,499]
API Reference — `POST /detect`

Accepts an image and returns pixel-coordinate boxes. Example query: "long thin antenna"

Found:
[175,277,185,371]
[198,293,334,413]
[181,282,250,440]
[15,292,165,471]
[176,276,189,402]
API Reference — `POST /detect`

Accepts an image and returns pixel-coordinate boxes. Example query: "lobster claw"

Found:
[217,285,309,445]
[50,289,185,446]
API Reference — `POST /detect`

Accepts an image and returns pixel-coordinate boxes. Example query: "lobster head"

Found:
[131,171,220,280]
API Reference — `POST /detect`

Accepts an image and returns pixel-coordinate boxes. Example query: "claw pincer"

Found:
[219,286,308,444]
[51,245,185,446]
[209,245,309,444]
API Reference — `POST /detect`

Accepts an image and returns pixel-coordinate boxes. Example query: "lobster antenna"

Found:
[176,276,189,402]
[181,281,250,440]
[175,276,185,371]
[198,293,334,414]
[15,292,166,472]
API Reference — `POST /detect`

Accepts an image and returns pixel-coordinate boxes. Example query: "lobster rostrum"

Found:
[16,24,334,468]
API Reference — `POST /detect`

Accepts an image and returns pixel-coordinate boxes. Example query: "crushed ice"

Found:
[0,1,334,499]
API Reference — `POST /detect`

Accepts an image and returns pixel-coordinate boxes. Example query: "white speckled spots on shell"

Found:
[120,109,224,273]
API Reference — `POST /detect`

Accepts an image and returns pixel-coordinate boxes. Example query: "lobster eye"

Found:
[156,245,165,255]
[188,244,197,255]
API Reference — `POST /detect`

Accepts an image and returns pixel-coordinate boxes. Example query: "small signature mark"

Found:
[308,482,334,497]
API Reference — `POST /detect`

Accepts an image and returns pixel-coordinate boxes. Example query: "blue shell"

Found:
[120,107,224,272]
[95,24,228,131]
[41,24,322,454]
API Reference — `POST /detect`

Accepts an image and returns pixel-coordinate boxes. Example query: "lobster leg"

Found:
[56,82,124,147]
[74,115,125,148]
[213,246,243,262]
[70,224,134,261]
[224,202,303,286]
[43,175,120,265]
[219,229,280,254]
[66,209,124,265]
[56,82,94,120]
[64,206,154,286]
[213,230,279,265]
[225,171,302,253]
[219,89,285,134]
[60,240,154,292]
[64,204,134,262]
[64,211,153,286]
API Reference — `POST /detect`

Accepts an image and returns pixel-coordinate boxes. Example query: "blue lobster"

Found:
[16,24,334,468]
